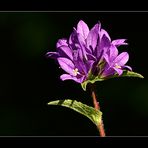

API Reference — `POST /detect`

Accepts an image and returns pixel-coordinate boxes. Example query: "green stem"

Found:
[90,84,106,137]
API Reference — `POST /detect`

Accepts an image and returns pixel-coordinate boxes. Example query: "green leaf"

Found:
[81,70,144,91]
[118,71,144,78]
[48,99,102,126]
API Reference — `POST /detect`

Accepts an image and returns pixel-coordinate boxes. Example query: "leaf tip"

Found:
[47,101,55,105]
[81,82,87,91]
[140,74,144,79]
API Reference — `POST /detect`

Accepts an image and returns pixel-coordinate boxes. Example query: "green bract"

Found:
[81,70,144,91]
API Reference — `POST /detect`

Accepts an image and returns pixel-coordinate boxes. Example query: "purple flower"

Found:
[101,44,132,78]
[46,20,132,83]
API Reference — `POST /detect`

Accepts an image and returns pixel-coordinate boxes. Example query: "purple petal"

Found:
[100,29,111,41]
[113,52,129,66]
[97,30,111,60]
[57,58,75,75]
[74,28,91,55]
[104,53,110,64]
[75,59,87,74]
[86,60,95,73]
[94,43,104,60]
[77,47,83,61]
[122,65,132,71]
[113,67,123,75]
[96,49,105,63]
[95,27,111,58]
[68,28,78,45]
[99,34,111,53]
[56,39,68,48]
[60,74,85,83]
[86,23,100,51]
[73,50,78,61]
[46,52,59,59]
[101,66,115,78]
[77,75,86,83]
[112,39,128,47]
[58,45,73,60]
[77,34,88,60]
[108,44,118,61]
[74,51,88,75]
[77,20,89,39]
[77,33,85,45]
[86,53,97,61]
[60,74,79,82]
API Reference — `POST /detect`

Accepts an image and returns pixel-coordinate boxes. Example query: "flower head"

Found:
[46,20,132,84]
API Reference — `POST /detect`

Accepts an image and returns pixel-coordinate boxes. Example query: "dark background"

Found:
[0,12,147,136]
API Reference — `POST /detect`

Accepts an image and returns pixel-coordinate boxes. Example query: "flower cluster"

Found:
[46,20,132,84]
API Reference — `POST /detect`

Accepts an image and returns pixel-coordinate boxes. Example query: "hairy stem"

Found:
[90,84,106,137]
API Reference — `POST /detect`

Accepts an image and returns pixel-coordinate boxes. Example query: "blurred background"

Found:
[0,12,147,136]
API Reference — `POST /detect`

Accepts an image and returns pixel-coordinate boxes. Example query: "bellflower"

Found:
[46,20,132,84]
[101,44,132,78]
[47,20,143,137]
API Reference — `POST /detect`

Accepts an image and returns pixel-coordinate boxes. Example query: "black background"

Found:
[0,11,147,136]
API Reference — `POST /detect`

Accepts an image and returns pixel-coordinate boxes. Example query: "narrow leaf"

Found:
[48,99,102,126]
[120,71,144,78]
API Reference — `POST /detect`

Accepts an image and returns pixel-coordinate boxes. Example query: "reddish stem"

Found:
[91,84,106,137]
